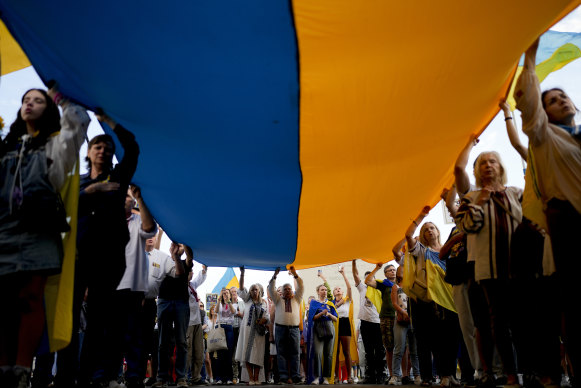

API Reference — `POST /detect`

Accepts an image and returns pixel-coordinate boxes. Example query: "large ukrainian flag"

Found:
[1,0,580,273]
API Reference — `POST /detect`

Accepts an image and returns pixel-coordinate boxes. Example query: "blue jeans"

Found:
[157,298,190,381]
[313,324,335,379]
[392,321,419,378]
[274,324,301,381]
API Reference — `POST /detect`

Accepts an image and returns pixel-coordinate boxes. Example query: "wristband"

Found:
[504,117,512,121]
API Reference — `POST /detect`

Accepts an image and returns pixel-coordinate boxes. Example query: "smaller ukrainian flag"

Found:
[212,267,240,294]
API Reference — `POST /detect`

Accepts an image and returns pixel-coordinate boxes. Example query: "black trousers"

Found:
[360,320,385,381]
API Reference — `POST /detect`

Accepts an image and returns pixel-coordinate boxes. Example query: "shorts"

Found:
[338,317,352,337]
[380,316,395,351]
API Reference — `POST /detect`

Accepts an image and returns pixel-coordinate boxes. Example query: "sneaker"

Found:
[311,379,320,385]
[322,378,329,385]
[440,377,450,387]
[448,376,462,387]
[151,381,168,388]
[388,376,402,386]
[414,377,422,386]
[13,367,31,388]
[126,377,146,388]
[476,374,495,388]
[215,380,223,385]
[177,378,189,387]
[227,381,234,385]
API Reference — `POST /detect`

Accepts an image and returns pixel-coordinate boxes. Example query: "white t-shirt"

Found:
[356,282,380,323]
[117,214,157,292]
[188,270,207,326]
[336,299,350,318]
[145,249,175,299]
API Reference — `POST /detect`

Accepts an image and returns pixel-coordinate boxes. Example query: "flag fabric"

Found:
[1,1,580,271]
[212,267,240,294]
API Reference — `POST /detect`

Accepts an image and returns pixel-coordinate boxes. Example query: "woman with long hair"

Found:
[306,284,338,385]
[515,38,581,380]
[332,266,356,384]
[406,208,461,387]
[0,86,89,387]
[214,287,235,384]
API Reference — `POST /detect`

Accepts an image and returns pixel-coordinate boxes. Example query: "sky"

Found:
[1,7,581,301]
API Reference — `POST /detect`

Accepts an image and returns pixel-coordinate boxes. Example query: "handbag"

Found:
[410,254,429,302]
[490,195,543,279]
[255,307,266,336]
[207,324,228,352]
[314,318,334,339]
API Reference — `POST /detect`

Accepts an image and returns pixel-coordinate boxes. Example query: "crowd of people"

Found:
[0,36,580,388]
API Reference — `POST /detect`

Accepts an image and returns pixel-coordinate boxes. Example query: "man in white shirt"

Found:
[101,186,157,388]
[186,261,207,385]
[267,267,303,384]
[352,260,385,385]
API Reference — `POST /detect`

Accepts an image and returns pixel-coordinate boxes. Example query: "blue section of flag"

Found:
[518,30,581,65]
[0,0,301,269]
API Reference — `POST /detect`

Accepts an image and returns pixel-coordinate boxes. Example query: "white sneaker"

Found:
[108,381,126,388]
[388,376,402,386]
[311,379,320,385]
[322,378,329,385]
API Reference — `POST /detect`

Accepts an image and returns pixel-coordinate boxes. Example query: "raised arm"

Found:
[339,265,352,300]
[239,266,245,291]
[441,186,458,218]
[352,260,361,286]
[317,271,333,300]
[131,185,156,233]
[183,244,194,271]
[515,38,549,144]
[289,266,304,300]
[406,206,430,251]
[268,267,281,303]
[154,228,164,250]
[364,263,382,289]
[170,242,185,276]
[500,101,527,160]
[454,134,478,195]
[392,238,406,264]
[45,84,90,191]
[96,111,140,185]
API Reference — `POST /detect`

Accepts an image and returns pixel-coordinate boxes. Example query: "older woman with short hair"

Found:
[236,267,270,385]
